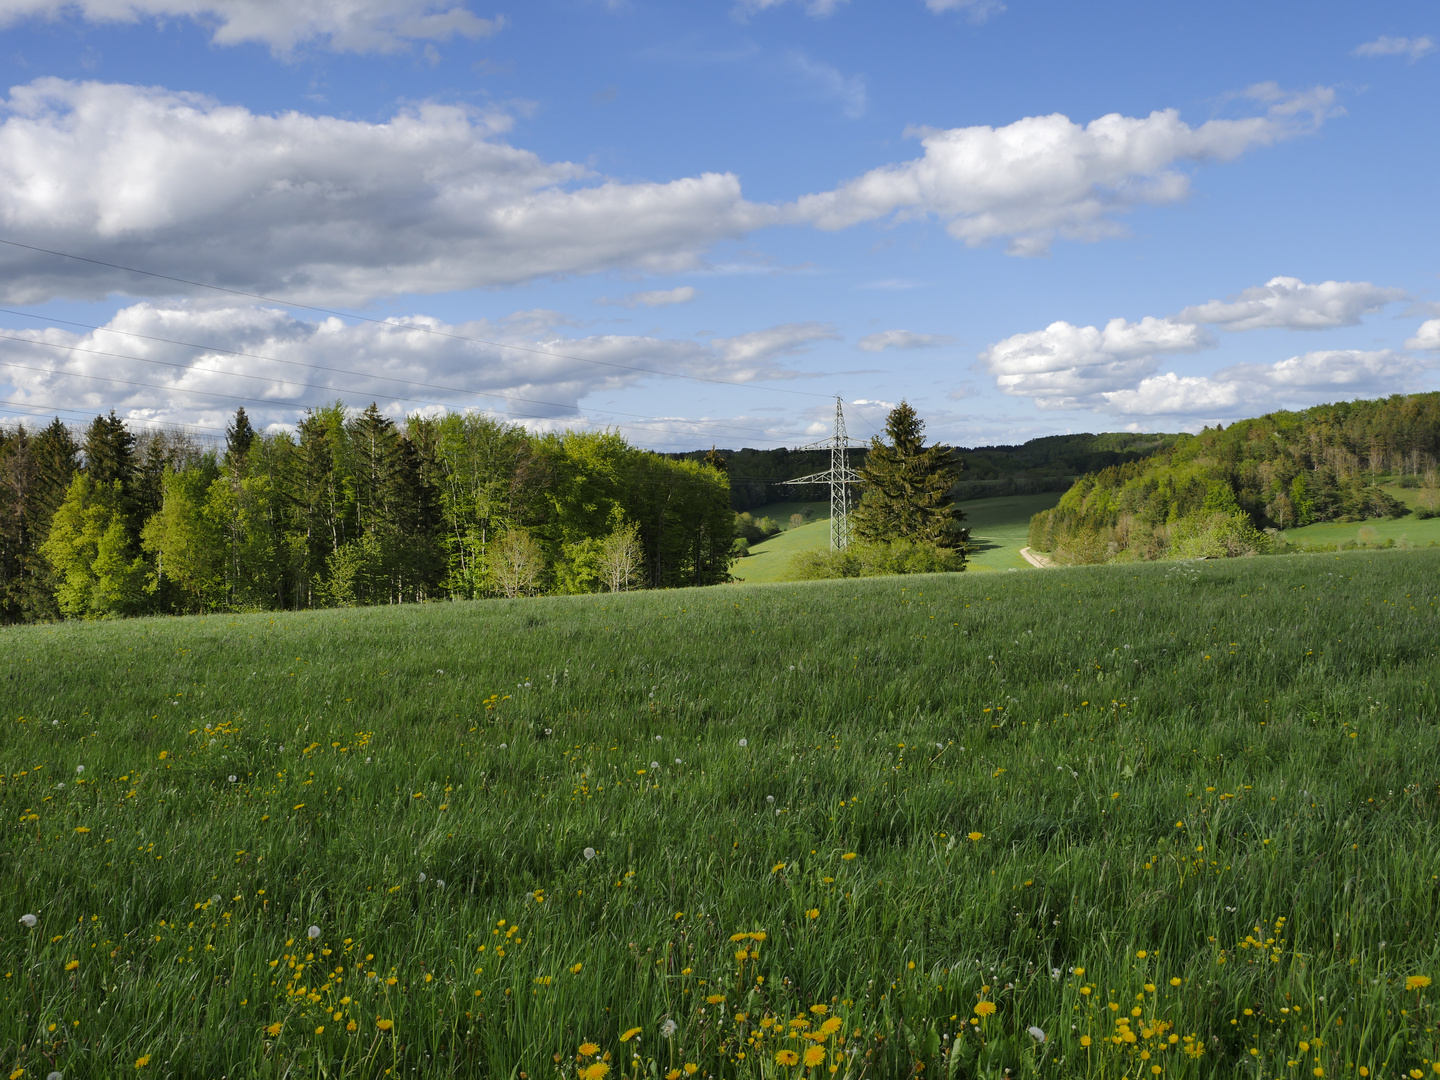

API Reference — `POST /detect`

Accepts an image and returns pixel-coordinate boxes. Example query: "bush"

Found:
[789,540,964,580]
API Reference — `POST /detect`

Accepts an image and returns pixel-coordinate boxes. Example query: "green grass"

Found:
[4,551,1440,1079]
[732,493,1060,582]
[1281,486,1440,550]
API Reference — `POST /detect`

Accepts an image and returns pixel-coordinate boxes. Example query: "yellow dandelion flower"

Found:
[376,1019,394,1031]
[9,1069,22,1079]
[975,1001,996,1017]
[803,1045,827,1067]
[667,1072,682,1080]
[706,994,726,1005]
[1080,1035,1092,1047]
[346,1020,357,1032]
[968,832,982,842]
[135,1056,151,1068]
[581,1064,610,1080]
[265,1023,282,1036]
[578,1042,601,1057]
[65,959,79,970]
[842,852,857,860]
[620,1026,643,1041]
[810,1004,828,1015]
[775,1049,799,1066]
[1406,975,1432,991]
[314,1025,324,1035]
[74,826,90,833]
[1136,950,1148,958]
[571,962,583,974]
[1170,977,1182,986]
[772,862,786,873]
[805,908,819,919]
[684,1066,698,1076]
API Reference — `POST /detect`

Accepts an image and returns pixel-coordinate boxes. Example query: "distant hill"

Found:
[677,431,1181,512]
[1028,393,1440,563]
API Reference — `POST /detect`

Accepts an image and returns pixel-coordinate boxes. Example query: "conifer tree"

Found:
[851,401,967,550]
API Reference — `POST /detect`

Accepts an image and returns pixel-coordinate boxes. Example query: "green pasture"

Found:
[1280,485,1440,550]
[3,550,1440,1079]
[732,493,1060,582]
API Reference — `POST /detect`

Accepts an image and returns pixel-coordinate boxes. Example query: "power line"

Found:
[0,237,838,400]
[0,307,817,442]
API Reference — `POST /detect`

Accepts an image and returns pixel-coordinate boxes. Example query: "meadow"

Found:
[732,494,1061,583]
[3,550,1440,1079]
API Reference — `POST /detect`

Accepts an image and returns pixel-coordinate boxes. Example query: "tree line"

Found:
[0,405,733,622]
[1028,392,1440,563]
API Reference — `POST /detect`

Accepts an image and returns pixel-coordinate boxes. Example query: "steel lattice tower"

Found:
[779,396,866,550]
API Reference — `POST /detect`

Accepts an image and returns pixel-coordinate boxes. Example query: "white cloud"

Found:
[735,0,845,17]
[600,286,699,309]
[857,329,954,352]
[1354,35,1435,62]
[0,0,504,54]
[787,51,867,119]
[924,0,1004,23]
[1175,276,1407,331]
[0,78,777,306]
[1099,373,1242,415]
[979,317,1212,407]
[0,301,830,432]
[1406,319,1440,350]
[792,84,1337,255]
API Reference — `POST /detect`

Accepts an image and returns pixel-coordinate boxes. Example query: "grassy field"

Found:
[1281,486,1440,550]
[4,550,1440,1079]
[732,493,1060,582]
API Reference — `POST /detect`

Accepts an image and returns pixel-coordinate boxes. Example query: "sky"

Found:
[0,0,1437,451]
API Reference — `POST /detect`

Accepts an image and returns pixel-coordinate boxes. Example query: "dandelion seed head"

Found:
[228,775,238,783]
[1028,1026,1046,1042]
[583,847,596,861]
[766,795,775,803]
[75,765,84,774]
[738,739,747,747]
[308,925,321,939]
[650,761,659,769]
[418,873,426,883]
[661,1019,677,1038]
[436,879,445,889]
[20,914,38,928]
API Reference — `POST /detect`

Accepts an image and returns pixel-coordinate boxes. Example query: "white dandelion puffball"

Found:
[418,873,427,883]
[675,758,682,765]
[56,782,64,790]
[660,1019,677,1038]
[498,743,507,750]
[20,913,38,928]
[435,879,445,889]
[211,895,221,904]
[654,735,662,741]
[650,761,659,770]
[738,738,748,747]
[583,847,596,861]
[228,775,238,783]
[1027,1026,1046,1042]
[52,719,59,726]
[766,795,775,803]
[75,765,84,774]
[308,925,321,940]
[48,1072,64,1080]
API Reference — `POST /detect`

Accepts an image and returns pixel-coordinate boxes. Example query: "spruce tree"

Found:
[851,401,967,550]
[225,407,257,468]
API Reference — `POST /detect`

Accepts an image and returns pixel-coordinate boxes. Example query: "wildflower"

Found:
[975,1002,996,1017]
[75,765,84,774]
[134,1056,150,1068]
[772,862,786,873]
[1170,977,1182,986]
[418,873,426,883]
[584,847,596,861]
[805,909,819,919]
[620,1026,643,1042]
[650,761,659,769]
[739,739,747,747]
[968,832,983,842]
[803,1046,826,1067]
[571,963,583,974]
[48,1073,63,1080]
[1080,1036,1092,1047]
[1136,950,1148,958]
[580,1063,610,1080]
[767,795,775,803]
[842,852,857,860]
[578,1043,600,1057]
[775,1050,799,1066]
[19,914,37,928]
[1406,975,1432,991]
[706,994,726,1004]
[684,1067,698,1076]
[436,879,444,888]
[228,776,237,783]
[314,1026,324,1035]
[661,1019,677,1038]
[266,1023,282,1036]
[308,926,321,940]
[810,1004,828,1015]
[1027,1026,1046,1042]
[65,959,79,971]
[74,826,90,834]
[376,1019,394,1031]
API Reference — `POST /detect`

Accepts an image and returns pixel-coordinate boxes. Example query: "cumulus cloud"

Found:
[857,329,954,352]
[0,301,831,432]
[1175,276,1406,330]
[600,286,699,309]
[0,78,776,306]
[0,0,504,54]
[924,0,1004,23]
[792,84,1338,255]
[1099,350,1429,417]
[1406,319,1440,350]
[979,317,1212,408]
[1354,35,1435,62]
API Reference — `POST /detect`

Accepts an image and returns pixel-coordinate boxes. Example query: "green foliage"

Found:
[852,401,968,550]
[734,511,781,544]
[4,553,1440,1078]
[790,538,965,579]
[1029,392,1440,563]
[40,473,148,618]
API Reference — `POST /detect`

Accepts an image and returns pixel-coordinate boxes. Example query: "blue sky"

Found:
[0,0,1436,449]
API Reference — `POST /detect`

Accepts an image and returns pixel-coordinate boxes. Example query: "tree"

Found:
[490,528,545,598]
[225,407,257,468]
[851,401,967,551]
[41,474,148,618]
[597,521,643,592]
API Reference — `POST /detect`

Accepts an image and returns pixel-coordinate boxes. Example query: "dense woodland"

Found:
[1029,393,1440,563]
[0,405,733,623]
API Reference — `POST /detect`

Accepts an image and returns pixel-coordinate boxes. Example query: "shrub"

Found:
[789,540,964,580]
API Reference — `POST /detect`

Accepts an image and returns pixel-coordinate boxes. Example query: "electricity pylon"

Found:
[779,396,867,550]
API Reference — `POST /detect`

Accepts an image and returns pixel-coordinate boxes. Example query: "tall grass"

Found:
[3,550,1439,1079]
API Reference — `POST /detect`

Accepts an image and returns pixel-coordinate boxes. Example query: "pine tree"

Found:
[225,407,256,468]
[83,411,136,491]
[851,401,967,550]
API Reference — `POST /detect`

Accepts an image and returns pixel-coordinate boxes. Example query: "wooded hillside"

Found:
[1028,393,1440,563]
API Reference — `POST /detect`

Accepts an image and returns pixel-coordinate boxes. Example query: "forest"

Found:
[0,404,733,623]
[1027,392,1440,562]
